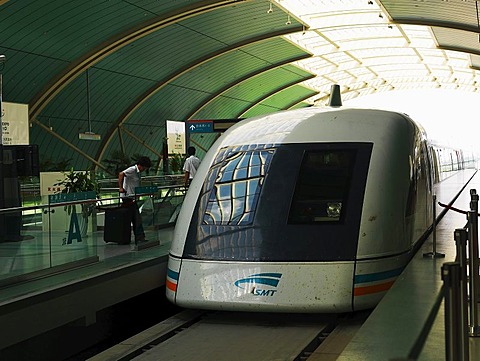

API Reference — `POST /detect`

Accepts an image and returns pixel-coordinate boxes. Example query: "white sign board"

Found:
[40,172,66,232]
[1,102,29,145]
[166,120,185,154]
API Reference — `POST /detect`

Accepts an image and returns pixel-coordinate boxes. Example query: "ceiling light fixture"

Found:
[286,13,291,25]
[79,69,101,141]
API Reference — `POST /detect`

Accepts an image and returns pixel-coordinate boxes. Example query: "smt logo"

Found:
[234,273,282,297]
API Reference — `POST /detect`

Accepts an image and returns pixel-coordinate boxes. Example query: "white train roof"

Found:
[216,106,424,148]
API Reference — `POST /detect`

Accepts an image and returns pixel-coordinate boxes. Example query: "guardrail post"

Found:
[424,194,445,259]
[442,262,467,361]
[470,189,478,212]
[468,192,480,336]
[454,228,470,358]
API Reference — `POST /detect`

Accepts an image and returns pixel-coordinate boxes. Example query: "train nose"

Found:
[169,259,356,313]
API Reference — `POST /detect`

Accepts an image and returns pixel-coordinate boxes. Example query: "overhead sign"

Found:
[188,120,213,133]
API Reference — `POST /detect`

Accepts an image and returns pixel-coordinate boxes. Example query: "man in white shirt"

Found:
[183,146,201,187]
[118,156,152,244]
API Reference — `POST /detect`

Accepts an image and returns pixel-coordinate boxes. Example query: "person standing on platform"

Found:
[183,146,201,187]
[118,156,152,244]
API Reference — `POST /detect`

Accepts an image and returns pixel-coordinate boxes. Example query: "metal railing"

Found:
[442,189,480,361]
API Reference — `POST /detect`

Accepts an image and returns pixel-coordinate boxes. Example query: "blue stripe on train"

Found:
[167,268,179,280]
[354,267,404,284]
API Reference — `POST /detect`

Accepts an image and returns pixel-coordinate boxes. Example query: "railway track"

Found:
[88,309,370,361]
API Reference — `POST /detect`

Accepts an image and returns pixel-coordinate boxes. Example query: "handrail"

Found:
[0,184,187,215]
[0,198,97,215]
[100,184,184,193]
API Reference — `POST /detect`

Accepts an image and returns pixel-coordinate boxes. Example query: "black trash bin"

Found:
[101,205,132,244]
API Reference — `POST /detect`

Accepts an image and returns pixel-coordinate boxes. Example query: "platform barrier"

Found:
[423,194,445,259]
[394,188,480,361]
[442,189,480,361]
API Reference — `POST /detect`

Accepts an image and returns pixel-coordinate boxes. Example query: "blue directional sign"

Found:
[135,185,158,195]
[188,121,213,133]
[49,191,96,204]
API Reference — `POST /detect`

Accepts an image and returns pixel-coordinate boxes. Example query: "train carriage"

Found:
[166,106,466,312]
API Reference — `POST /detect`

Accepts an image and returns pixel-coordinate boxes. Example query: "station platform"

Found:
[1,169,480,360]
[335,168,480,361]
[0,226,174,354]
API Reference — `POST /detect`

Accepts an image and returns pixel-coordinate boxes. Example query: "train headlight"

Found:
[327,202,342,218]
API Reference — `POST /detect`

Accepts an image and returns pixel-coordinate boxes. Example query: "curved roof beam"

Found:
[95,26,304,162]
[29,0,247,121]
[438,45,480,58]
[237,76,316,118]
[286,93,318,110]
[300,51,476,94]
[389,19,480,35]
[187,54,313,120]
[31,118,110,173]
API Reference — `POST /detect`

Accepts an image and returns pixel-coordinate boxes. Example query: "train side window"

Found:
[288,150,355,224]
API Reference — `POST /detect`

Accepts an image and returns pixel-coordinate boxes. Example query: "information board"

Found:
[1,102,29,145]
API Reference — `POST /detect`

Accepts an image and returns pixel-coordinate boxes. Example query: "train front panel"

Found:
[167,259,356,312]
[168,138,373,311]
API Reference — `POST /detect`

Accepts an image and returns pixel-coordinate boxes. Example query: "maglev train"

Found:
[166,105,472,313]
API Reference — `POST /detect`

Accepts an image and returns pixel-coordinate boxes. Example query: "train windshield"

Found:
[202,149,274,226]
[184,142,372,262]
[288,150,355,224]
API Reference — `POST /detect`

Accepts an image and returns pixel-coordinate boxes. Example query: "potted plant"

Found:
[54,168,99,238]
[169,153,184,174]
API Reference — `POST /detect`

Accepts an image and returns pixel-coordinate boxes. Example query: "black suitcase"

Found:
[103,206,132,244]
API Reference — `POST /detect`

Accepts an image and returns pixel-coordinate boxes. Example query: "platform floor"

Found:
[0,225,174,352]
[338,169,480,361]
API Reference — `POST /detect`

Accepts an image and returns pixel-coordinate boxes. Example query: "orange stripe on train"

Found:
[354,280,395,296]
[166,279,177,292]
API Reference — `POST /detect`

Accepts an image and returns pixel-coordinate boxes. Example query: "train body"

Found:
[166,106,471,313]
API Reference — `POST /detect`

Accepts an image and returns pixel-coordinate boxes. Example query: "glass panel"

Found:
[0,205,50,280]
[217,184,231,201]
[235,168,248,179]
[47,196,99,268]
[233,182,246,198]
[0,181,188,287]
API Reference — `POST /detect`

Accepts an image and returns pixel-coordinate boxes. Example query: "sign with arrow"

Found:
[188,120,213,133]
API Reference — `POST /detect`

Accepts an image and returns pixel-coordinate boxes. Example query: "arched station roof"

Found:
[0,0,478,174]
